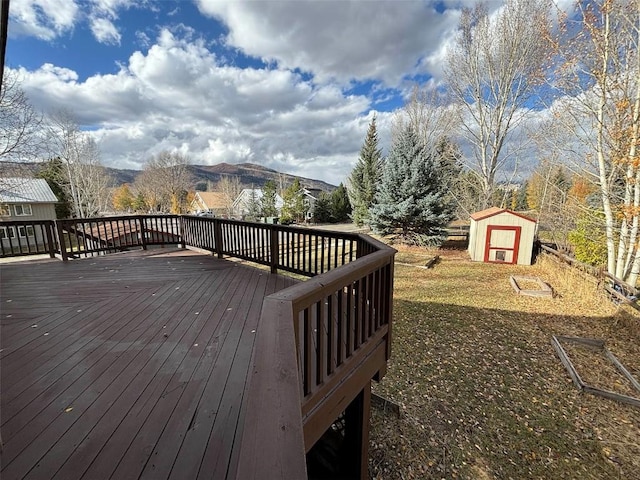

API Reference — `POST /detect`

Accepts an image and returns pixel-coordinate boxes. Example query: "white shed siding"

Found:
[468,209,537,265]
[468,218,479,259]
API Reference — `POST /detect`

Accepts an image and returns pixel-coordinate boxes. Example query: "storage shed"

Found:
[468,207,537,265]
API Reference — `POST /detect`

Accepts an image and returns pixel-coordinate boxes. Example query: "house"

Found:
[190,191,229,217]
[0,178,58,221]
[0,178,58,250]
[233,188,284,219]
[302,187,323,221]
[468,207,537,265]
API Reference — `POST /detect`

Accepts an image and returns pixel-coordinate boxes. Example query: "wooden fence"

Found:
[0,215,396,479]
[538,242,639,307]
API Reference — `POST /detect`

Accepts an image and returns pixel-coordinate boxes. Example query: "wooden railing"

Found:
[57,215,182,259]
[232,230,395,479]
[0,219,57,258]
[182,216,362,275]
[1,215,396,479]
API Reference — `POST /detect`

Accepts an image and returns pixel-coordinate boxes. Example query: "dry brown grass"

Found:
[369,248,640,480]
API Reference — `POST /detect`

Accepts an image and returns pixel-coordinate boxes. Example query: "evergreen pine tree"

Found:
[370,126,456,245]
[261,180,278,217]
[313,193,332,223]
[281,178,306,223]
[330,183,352,222]
[36,158,72,219]
[132,193,148,212]
[348,116,383,226]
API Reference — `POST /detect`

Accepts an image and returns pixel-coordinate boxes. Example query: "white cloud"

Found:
[13,29,384,185]
[10,0,79,40]
[195,0,461,87]
[89,17,121,45]
[8,0,556,186]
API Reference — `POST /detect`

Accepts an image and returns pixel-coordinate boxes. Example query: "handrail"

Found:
[182,216,363,276]
[235,232,395,479]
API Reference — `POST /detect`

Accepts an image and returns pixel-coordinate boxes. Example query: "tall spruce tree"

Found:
[261,180,278,217]
[312,192,332,223]
[370,126,456,245]
[281,178,306,223]
[348,116,383,226]
[245,187,262,221]
[330,183,352,222]
[36,158,72,218]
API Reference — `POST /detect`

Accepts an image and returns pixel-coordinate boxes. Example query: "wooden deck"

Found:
[0,248,298,480]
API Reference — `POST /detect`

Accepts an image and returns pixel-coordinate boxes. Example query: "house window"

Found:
[0,204,10,216]
[14,204,33,216]
[0,226,16,239]
[18,226,35,237]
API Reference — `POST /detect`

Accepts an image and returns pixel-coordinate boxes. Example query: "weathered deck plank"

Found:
[0,249,297,480]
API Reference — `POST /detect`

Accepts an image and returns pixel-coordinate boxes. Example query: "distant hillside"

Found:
[106,162,335,191]
[188,163,335,191]
[104,167,139,185]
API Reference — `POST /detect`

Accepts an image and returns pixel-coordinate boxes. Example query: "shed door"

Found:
[484,225,521,264]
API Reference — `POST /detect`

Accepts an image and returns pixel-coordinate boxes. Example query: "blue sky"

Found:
[7,0,512,185]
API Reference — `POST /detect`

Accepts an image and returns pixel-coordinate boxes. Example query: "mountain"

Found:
[106,162,336,191]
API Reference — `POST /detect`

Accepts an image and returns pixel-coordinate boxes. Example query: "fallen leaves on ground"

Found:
[369,248,640,480]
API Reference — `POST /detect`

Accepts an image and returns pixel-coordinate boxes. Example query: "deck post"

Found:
[139,216,148,250]
[270,226,279,274]
[54,220,68,261]
[45,221,56,258]
[343,380,371,480]
[213,219,223,259]
[178,215,186,249]
[385,259,394,361]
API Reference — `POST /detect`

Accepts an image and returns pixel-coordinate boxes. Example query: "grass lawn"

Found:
[369,246,640,480]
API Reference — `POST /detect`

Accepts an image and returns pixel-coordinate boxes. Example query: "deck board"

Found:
[0,249,298,480]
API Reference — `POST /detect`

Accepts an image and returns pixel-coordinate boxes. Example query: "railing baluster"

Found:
[327,292,335,375]
[316,301,325,387]
[303,307,312,396]
[337,287,344,366]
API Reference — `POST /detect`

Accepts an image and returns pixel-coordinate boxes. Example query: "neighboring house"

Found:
[190,191,229,217]
[233,188,284,219]
[0,178,59,249]
[302,188,323,222]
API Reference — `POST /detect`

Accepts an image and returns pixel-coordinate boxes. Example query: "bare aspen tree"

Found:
[136,151,192,213]
[550,0,640,283]
[392,86,458,155]
[217,175,243,217]
[445,0,552,208]
[46,110,112,218]
[0,71,44,181]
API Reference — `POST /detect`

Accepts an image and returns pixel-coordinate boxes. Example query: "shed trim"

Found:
[470,207,536,223]
[484,225,521,264]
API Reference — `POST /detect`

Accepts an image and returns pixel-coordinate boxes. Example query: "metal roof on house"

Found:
[0,178,59,203]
